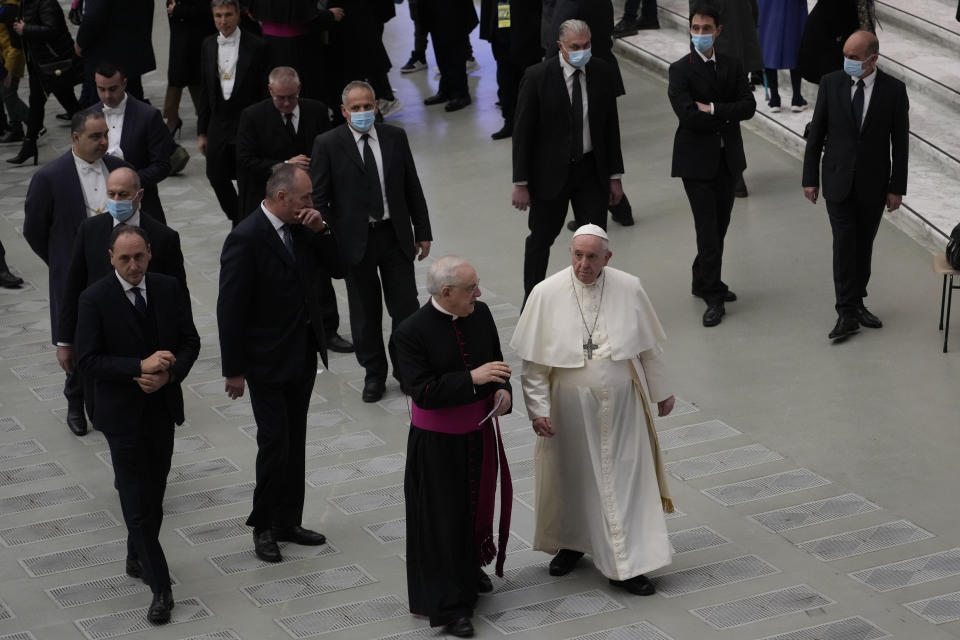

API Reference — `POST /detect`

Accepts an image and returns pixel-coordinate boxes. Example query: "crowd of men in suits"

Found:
[12,0,908,629]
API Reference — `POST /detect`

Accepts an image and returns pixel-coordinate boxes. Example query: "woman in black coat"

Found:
[797,0,874,84]
[163,0,215,135]
[7,0,80,165]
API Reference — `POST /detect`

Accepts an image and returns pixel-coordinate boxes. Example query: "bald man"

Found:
[802,30,908,341]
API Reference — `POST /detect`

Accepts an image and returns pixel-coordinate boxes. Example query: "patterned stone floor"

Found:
[1,2,960,639]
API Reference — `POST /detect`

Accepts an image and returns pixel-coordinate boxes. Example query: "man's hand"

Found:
[198,134,208,156]
[886,193,903,211]
[696,101,711,113]
[296,207,327,232]
[803,186,819,204]
[56,345,76,374]
[471,361,511,386]
[141,350,175,374]
[167,0,176,15]
[287,154,310,171]
[225,375,245,399]
[532,417,555,437]
[657,395,676,417]
[330,7,344,20]
[609,178,624,206]
[74,42,82,56]
[134,371,170,394]
[416,241,431,261]
[492,388,512,417]
[512,184,530,211]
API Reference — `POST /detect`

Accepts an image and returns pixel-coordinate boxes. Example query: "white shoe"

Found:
[769,104,782,113]
[465,57,480,73]
[790,103,807,112]
[378,98,403,119]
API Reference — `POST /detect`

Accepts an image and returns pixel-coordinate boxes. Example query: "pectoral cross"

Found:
[584,337,598,360]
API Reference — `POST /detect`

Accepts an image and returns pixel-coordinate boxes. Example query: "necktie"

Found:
[284,113,296,139]
[361,134,385,221]
[571,70,584,162]
[852,79,865,130]
[131,286,147,315]
[706,59,716,75]
[279,224,294,257]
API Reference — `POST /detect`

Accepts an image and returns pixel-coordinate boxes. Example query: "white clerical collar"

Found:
[694,47,717,64]
[559,53,587,80]
[112,209,141,227]
[260,201,285,231]
[72,151,104,174]
[115,270,145,294]
[217,28,240,45]
[571,267,605,290]
[103,93,128,116]
[430,296,458,320]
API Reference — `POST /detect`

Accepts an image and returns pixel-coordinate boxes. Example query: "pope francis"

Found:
[510,224,675,596]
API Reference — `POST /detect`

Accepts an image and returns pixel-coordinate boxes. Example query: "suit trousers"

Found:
[316,271,341,335]
[432,29,469,98]
[205,127,240,224]
[523,153,607,300]
[344,222,419,383]
[246,338,317,531]
[681,156,736,304]
[103,409,175,594]
[492,40,539,126]
[825,180,886,317]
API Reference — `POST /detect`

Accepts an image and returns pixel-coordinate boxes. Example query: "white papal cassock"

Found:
[510,266,673,581]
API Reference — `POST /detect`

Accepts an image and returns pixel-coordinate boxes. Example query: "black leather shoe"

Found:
[692,289,737,302]
[147,589,174,624]
[857,306,883,328]
[273,525,326,546]
[609,574,655,596]
[361,379,386,403]
[636,17,661,30]
[609,196,634,226]
[444,617,474,638]
[126,555,143,580]
[735,174,749,198]
[444,95,472,112]
[477,568,493,593]
[0,267,23,288]
[566,220,579,232]
[0,126,23,144]
[549,549,584,576]
[702,303,725,327]
[423,92,449,106]
[491,124,513,140]
[253,529,282,562]
[326,333,354,353]
[55,112,72,121]
[66,402,87,436]
[829,316,859,340]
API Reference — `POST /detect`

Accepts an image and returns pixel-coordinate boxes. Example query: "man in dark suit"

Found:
[24,109,129,436]
[57,168,188,434]
[236,66,353,354]
[75,0,156,103]
[76,224,200,625]
[420,0,479,111]
[198,0,268,224]
[802,30,908,341]
[93,62,174,224]
[668,3,755,328]
[512,19,625,301]
[311,81,432,403]
[218,164,341,563]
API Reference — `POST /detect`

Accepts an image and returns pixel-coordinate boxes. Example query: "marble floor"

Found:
[1,3,959,639]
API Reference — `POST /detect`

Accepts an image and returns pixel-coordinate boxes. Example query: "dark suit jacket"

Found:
[236,98,331,216]
[93,96,174,223]
[310,124,431,267]
[23,151,130,342]
[668,49,756,180]
[76,272,199,432]
[479,0,543,63]
[418,0,478,34]
[217,209,343,381]
[58,213,188,344]
[513,55,624,201]
[197,30,269,142]
[75,0,156,76]
[802,69,909,202]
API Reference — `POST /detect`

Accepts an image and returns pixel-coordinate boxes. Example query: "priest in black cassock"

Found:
[391,256,514,639]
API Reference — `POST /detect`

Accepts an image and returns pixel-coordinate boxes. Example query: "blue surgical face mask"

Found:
[843,57,865,78]
[106,198,135,222]
[350,110,375,132]
[566,48,592,68]
[691,33,714,53]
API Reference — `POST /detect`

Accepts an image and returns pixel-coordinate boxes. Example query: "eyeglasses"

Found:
[455,281,480,293]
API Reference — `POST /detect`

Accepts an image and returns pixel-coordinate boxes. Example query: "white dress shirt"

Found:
[851,69,877,128]
[260,202,289,245]
[112,209,141,228]
[693,47,718,116]
[559,54,592,155]
[282,104,300,133]
[103,93,127,159]
[72,151,109,216]
[217,28,241,100]
[350,127,391,221]
[116,270,148,307]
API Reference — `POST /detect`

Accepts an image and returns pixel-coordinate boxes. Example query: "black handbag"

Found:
[36,44,82,89]
[947,223,960,270]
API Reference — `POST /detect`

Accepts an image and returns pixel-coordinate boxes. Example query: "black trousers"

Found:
[523,154,607,300]
[316,271,341,335]
[432,29,469,98]
[205,125,239,224]
[26,68,80,139]
[246,338,316,531]
[492,40,539,126]
[681,157,736,304]
[344,222,419,383]
[825,182,886,317]
[103,410,174,594]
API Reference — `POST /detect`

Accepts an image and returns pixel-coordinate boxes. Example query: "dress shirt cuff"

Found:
[514,181,529,187]
[709,103,715,115]
[56,342,72,347]
[610,174,623,180]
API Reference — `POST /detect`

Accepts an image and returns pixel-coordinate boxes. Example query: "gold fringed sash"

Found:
[628,360,674,514]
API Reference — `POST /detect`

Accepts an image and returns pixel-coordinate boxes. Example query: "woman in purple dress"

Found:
[757,0,808,112]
